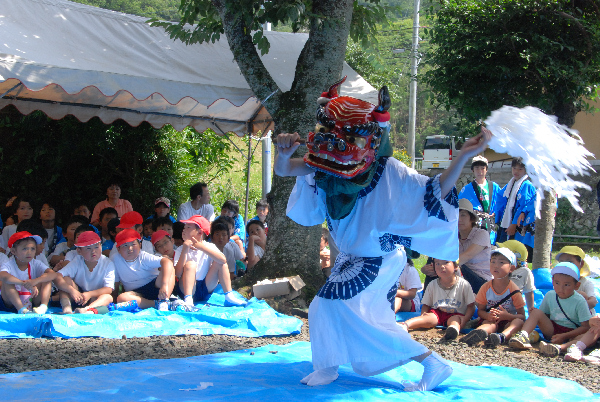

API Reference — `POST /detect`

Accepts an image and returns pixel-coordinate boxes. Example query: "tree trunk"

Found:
[532,190,556,268]
[532,101,577,269]
[219,0,355,294]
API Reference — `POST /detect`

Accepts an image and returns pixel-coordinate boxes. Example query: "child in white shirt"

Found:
[53,232,115,314]
[394,260,424,313]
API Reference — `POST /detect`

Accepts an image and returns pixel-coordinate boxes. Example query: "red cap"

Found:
[75,231,101,247]
[115,229,141,247]
[180,215,210,236]
[116,211,143,229]
[8,231,42,249]
[151,230,171,245]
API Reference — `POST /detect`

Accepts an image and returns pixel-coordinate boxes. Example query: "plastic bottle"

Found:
[108,300,138,312]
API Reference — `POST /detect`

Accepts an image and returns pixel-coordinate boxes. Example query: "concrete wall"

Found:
[423,167,600,236]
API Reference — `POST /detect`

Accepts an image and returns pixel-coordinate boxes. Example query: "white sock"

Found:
[300,366,339,386]
[404,352,452,392]
[224,291,246,306]
[576,341,586,351]
[184,295,194,305]
[33,304,48,314]
[18,306,31,314]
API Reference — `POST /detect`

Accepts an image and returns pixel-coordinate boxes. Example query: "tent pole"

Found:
[244,133,251,226]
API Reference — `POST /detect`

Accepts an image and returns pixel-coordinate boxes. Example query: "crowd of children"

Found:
[0,181,271,314]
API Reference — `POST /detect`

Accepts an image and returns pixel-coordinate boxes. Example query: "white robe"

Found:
[287,157,459,375]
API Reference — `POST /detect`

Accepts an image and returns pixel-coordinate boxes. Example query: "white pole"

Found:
[408,0,420,169]
[262,132,272,198]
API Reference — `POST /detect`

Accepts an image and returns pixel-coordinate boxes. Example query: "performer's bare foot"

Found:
[300,366,339,386]
[404,352,452,392]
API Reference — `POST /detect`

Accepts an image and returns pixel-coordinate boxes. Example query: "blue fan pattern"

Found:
[444,186,459,208]
[357,157,388,200]
[424,177,447,222]
[387,280,399,311]
[379,233,412,253]
[317,254,383,300]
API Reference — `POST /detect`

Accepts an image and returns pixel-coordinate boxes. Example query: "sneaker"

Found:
[582,349,600,365]
[459,329,488,346]
[539,341,561,357]
[564,344,584,362]
[444,326,459,340]
[155,299,169,311]
[484,333,503,347]
[508,331,532,350]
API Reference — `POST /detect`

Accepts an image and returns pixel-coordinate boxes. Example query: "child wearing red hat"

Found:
[53,232,116,314]
[0,232,57,314]
[151,230,175,261]
[108,211,154,258]
[176,215,247,307]
[110,229,175,311]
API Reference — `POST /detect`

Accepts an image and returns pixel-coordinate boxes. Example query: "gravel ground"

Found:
[0,318,598,394]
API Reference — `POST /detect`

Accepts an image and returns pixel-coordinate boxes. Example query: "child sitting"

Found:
[497,240,536,312]
[509,262,592,357]
[172,221,184,248]
[142,218,154,241]
[15,219,51,267]
[461,248,526,347]
[151,230,176,261]
[53,232,115,314]
[40,201,65,256]
[210,221,245,280]
[98,207,118,245]
[249,199,269,235]
[394,259,424,313]
[175,215,247,307]
[320,228,331,277]
[400,259,475,340]
[216,215,244,254]
[246,220,266,270]
[555,246,597,313]
[148,197,176,223]
[49,215,89,267]
[109,212,153,257]
[152,217,174,238]
[111,229,175,310]
[73,203,91,220]
[103,217,119,257]
[1,195,35,247]
[0,232,57,314]
[220,200,245,248]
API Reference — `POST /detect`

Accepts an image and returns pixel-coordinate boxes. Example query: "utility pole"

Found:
[408,0,421,169]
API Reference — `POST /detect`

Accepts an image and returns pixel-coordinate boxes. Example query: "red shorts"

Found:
[431,308,464,326]
[552,320,573,335]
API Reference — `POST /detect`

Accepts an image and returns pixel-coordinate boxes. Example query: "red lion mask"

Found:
[304,76,391,179]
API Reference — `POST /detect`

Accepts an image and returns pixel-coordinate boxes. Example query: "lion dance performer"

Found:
[274,77,490,391]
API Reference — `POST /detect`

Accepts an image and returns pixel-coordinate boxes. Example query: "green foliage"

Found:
[392,148,411,166]
[0,109,232,223]
[423,0,600,126]
[150,0,392,55]
[70,0,182,21]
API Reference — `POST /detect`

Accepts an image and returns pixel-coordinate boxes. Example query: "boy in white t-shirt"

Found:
[111,229,175,310]
[53,232,115,314]
[151,230,176,261]
[0,232,57,314]
[498,240,536,312]
[210,221,245,280]
[49,215,88,268]
[394,260,424,313]
[175,215,247,307]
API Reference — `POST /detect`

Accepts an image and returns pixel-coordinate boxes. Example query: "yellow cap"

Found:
[497,240,528,266]
[555,246,590,277]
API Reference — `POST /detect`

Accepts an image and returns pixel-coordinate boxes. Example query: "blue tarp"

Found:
[0,287,302,339]
[0,341,595,401]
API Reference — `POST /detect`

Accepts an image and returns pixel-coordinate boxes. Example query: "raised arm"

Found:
[439,127,492,197]
[274,133,315,177]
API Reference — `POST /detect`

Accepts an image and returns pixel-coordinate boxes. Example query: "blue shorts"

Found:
[193,279,211,303]
[131,278,160,301]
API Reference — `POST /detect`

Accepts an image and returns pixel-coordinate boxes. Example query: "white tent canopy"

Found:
[0,0,377,135]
